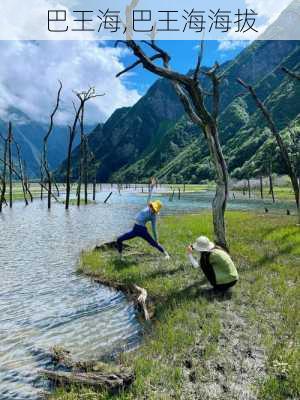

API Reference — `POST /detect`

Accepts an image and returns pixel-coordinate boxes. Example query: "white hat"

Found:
[192,236,215,252]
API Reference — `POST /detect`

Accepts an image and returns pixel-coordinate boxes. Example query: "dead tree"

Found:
[23,160,33,202]
[41,81,62,209]
[65,88,104,210]
[84,135,89,204]
[288,127,300,189]
[77,105,85,207]
[14,139,28,206]
[116,40,229,249]
[237,78,300,223]
[8,122,13,208]
[0,134,8,212]
[260,176,264,200]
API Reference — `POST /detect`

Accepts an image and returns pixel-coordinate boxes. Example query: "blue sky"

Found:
[117,40,248,93]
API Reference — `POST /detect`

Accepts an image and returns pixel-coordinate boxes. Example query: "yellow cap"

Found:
[150,200,163,213]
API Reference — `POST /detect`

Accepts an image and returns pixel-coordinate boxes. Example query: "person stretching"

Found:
[187,236,238,291]
[116,186,170,259]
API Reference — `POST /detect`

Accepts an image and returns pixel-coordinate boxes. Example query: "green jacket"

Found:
[209,249,239,284]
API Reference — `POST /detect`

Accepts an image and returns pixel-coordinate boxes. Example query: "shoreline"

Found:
[50,210,300,400]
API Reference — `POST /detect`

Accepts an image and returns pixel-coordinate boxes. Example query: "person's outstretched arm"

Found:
[151,214,158,242]
[187,246,199,268]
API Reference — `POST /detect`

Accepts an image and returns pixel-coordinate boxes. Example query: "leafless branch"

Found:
[194,40,205,81]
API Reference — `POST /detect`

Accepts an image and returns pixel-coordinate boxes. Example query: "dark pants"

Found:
[201,252,237,292]
[116,224,165,254]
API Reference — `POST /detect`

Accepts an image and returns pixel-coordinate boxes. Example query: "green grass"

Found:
[50,211,300,400]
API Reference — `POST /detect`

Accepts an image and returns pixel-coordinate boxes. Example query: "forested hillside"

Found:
[57,40,300,183]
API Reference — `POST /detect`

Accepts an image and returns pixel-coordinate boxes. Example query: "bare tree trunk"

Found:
[84,138,88,205]
[247,178,251,199]
[65,125,74,210]
[116,40,229,250]
[42,81,62,210]
[77,107,84,207]
[0,135,8,212]
[238,79,299,223]
[269,174,275,203]
[23,160,33,202]
[14,140,28,206]
[205,124,229,250]
[66,88,104,210]
[93,177,96,201]
[40,168,43,200]
[8,122,13,208]
[260,176,264,199]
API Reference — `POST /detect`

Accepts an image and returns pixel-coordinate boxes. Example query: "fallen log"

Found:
[42,346,134,393]
[104,191,113,204]
[43,369,134,393]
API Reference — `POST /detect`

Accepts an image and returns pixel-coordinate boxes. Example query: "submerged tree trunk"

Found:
[260,176,264,199]
[238,78,299,224]
[269,174,275,203]
[14,140,28,206]
[247,178,251,199]
[84,138,88,205]
[0,135,8,213]
[93,177,96,201]
[8,122,13,208]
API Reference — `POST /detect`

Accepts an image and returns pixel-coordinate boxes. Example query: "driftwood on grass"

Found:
[93,241,153,320]
[93,275,153,321]
[43,370,134,393]
[42,346,134,393]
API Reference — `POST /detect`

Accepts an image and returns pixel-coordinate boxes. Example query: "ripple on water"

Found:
[0,189,294,399]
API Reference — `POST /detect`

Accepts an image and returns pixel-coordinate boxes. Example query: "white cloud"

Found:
[0,0,97,40]
[218,40,250,52]
[0,41,141,126]
[245,0,292,24]
[223,0,293,40]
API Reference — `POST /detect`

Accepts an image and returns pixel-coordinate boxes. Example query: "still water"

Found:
[0,188,295,399]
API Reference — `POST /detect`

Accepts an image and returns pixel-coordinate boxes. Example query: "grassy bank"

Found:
[51,211,299,400]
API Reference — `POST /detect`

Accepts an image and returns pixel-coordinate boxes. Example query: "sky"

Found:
[0,40,248,127]
[120,40,249,92]
[0,0,293,126]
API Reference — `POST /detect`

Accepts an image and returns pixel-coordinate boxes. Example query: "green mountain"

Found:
[58,40,300,183]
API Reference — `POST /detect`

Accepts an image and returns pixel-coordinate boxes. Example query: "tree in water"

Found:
[41,81,63,209]
[65,88,104,210]
[237,78,299,224]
